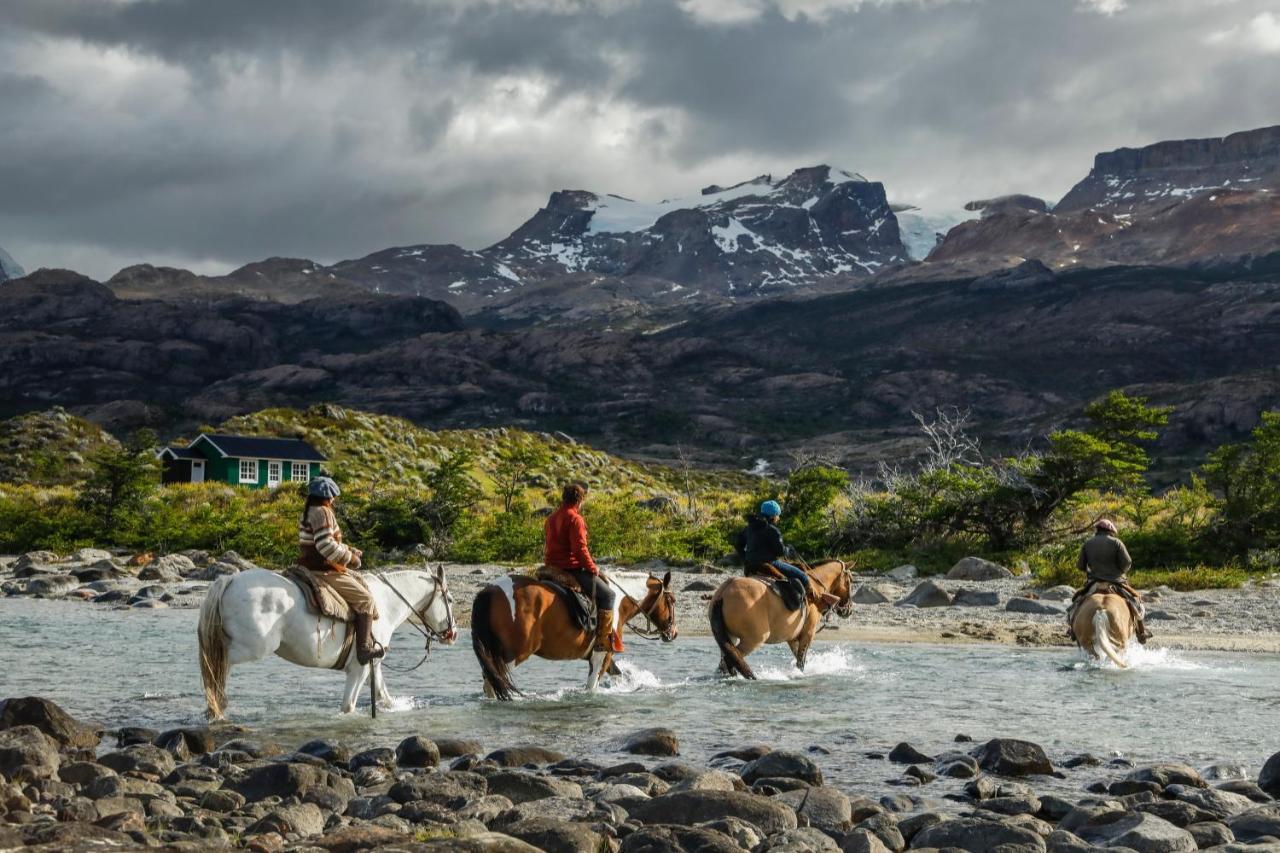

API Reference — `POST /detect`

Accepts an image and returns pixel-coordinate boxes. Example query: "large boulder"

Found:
[486,745,567,767]
[952,588,1000,607]
[388,771,488,806]
[1258,749,1280,797]
[623,727,680,757]
[26,574,77,596]
[628,790,799,835]
[852,584,899,605]
[885,565,917,581]
[973,738,1054,776]
[1071,810,1196,852]
[740,750,824,785]
[485,770,583,804]
[0,725,60,779]
[1163,783,1254,819]
[620,825,744,853]
[245,802,326,838]
[895,581,952,608]
[912,816,1046,851]
[97,744,176,777]
[1228,802,1280,843]
[502,816,603,853]
[0,697,102,748]
[946,557,1014,581]
[397,735,441,768]
[838,828,892,853]
[1005,597,1066,615]
[776,786,853,834]
[232,761,330,802]
[1125,763,1207,789]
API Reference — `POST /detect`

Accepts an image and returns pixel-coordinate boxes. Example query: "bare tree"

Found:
[913,407,981,471]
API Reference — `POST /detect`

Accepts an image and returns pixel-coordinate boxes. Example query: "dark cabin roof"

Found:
[159,446,202,461]
[194,434,327,462]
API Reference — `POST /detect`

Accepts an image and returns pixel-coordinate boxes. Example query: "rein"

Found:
[369,568,454,673]
[604,574,675,641]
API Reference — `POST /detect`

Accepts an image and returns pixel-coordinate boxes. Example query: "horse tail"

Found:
[710,598,755,680]
[1092,606,1127,668]
[471,587,519,701]
[198,574,234,720]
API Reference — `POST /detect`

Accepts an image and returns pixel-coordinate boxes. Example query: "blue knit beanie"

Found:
[759,500,782,518]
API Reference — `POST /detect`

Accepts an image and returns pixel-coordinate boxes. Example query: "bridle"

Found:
[371,567,456,672]
[801,560,855,629]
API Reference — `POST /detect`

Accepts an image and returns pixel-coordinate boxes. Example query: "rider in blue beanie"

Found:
[733,501,833,610]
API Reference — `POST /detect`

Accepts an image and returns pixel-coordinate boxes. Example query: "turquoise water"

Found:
[2,599,1278,800]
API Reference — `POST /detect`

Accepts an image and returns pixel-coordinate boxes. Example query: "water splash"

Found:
[1073,642,1206,671]
[752,645,864,681]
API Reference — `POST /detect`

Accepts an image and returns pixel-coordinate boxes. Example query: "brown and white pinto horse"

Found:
[709,560,853,679]
[471,571,678,700]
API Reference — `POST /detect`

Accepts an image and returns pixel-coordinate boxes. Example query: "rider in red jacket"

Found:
[544,483,623,653]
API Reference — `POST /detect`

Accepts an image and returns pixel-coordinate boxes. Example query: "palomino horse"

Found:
[471,571,678,700]
[198,566,457,718]
[710,560,853,679]
[1072,591,1134,667]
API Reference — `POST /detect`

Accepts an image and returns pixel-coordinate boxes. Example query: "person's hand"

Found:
[349,554,362,570]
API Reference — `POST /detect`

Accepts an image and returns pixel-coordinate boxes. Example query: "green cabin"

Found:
[158,434,326,489]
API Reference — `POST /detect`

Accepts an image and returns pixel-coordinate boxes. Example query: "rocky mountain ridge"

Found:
[3,258,1277,474]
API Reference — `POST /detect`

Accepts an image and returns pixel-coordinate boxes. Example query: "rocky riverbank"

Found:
[2,695,1279,852]
[4,550,1280,653]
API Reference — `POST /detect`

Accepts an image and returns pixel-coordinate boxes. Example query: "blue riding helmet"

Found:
[760,500,782,518]
[307,476,341,499]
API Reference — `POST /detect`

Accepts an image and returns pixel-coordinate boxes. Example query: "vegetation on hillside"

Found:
[0,398,1277,589]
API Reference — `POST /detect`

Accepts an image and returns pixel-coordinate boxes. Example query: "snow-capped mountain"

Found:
[0,246,24,282]
[329,165,908,313]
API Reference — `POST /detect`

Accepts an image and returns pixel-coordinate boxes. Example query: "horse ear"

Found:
[662,571,672,588]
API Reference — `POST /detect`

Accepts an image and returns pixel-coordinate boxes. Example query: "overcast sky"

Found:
[2,0,1278,279]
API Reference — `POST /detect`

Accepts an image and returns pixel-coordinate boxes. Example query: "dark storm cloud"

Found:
[1,0,1278,279]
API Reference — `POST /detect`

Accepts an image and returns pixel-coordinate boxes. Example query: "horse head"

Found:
[824,561,855,619]
[422,564,458,645]
[641,571,679,642]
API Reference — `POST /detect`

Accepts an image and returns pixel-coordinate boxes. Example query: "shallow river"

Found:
[3,600,1278,800]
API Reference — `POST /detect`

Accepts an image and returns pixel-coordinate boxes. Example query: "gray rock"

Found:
[1040,585,1077,601]
[1005,597,1066,615]
[853,813,903,851]
[485,770,583,804]
[232,762,330,802]
[912,816,1047,851]
[503,816,603,853]
[777,786,853,834]
[974,738,1054,776]
[896,581,952,608]
[1164,783,1254,819]
[98,743,177,777]
[897,812,946,843]
[620,825,743,853]
[0,725,59,779]
[1186,821,1233,848]
[1228,802,1280,843]
[389,771,489,806]
[887,742,933,765]
[486,745,567,766]
[741,751,824,785]
[947,557,1014,581]
[1044,829,1099,852]
[623,727,680,757]
[628,790,799,835]
[245,802,326,838]
[1259,749,1280,797]
[934,751,979,778]
[759,826,840,851]
[438,737,485,758]
[669,769,741,793]
[952,588,1000,607]
[853,583,899,605]
[350,746,397,771]
[838,828,891,853]
[0,696,102,749]
[26,574,78,596]
[396,735,441,768]
[1072,810,1196,852]
[1126,763,1207,789]
[885,565,918,581]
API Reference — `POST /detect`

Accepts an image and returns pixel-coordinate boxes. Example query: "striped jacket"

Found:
[298,504,355,572]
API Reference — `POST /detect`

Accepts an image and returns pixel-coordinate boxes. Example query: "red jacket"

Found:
[544,504,597,573]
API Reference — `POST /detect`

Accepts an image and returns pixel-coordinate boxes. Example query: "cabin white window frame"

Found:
[238,459,259,484]
[291,461,310,482]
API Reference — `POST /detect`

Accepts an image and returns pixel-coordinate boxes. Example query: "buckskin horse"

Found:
[1072,587,1135,667]
[709,560,853,679]
[198,566,457,718]
[471,571,678,700]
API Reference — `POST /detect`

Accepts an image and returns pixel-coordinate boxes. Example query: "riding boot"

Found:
[1135,617,1151,645]
[354,613,385,665]
[596,609,624,653]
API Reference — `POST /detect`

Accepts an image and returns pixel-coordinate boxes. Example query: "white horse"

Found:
[198,565,456,718]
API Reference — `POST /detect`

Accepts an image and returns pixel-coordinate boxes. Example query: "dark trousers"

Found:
[570,570,616,611]
[772,560,812,591]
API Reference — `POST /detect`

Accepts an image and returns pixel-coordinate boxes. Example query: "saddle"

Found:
[745,564,805,612]
[283,566,358,670]
[532,566,597,634]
